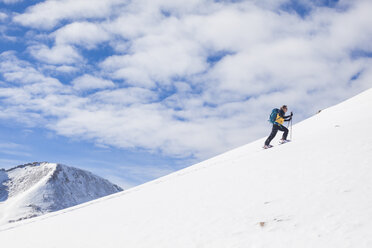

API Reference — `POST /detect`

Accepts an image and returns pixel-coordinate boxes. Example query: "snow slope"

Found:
[0,89,372,247]
[0,162,122,225]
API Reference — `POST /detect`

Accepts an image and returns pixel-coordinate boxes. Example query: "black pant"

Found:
[265,124,288,146]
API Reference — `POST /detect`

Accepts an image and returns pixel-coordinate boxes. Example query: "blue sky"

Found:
[0,0,371,188]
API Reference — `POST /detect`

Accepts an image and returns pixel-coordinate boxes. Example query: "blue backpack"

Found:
[269,108,279,124]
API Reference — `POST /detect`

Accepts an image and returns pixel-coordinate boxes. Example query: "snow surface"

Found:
[0,162,122,225]
[0,89,372,247]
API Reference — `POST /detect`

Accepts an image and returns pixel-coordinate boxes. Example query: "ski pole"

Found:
[290,117,293,140]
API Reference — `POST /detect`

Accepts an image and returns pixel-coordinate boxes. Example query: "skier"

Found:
[264,105,293,149]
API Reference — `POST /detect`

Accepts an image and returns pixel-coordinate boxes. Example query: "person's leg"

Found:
[278,125,289,140]
[265,125,279,146]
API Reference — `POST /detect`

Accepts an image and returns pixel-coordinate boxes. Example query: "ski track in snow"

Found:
[0,89,372,247]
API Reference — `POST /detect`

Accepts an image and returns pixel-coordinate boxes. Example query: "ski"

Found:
[279,140,291,145]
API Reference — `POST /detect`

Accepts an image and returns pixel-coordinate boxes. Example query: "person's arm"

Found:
[284,112,293,121]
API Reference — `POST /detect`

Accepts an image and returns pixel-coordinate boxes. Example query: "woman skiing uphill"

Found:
[264,105,293,149]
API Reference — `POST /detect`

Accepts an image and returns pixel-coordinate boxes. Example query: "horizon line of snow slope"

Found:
[0,88,372,247]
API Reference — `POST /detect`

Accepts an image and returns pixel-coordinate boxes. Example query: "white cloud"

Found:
[92,87,158,105]
[40,64,81,75]
[0,12,8,21]
[72,74,115,91]
[0,51,59,85]
[29,44,82,64]
[53,22,111,49]
[100,34,207,87]
[13,0,125,29]
[0,0,23,3]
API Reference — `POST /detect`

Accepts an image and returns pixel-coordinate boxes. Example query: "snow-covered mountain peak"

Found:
[0,162,122,225]
[5,162,57,198]
[0,169,8,202]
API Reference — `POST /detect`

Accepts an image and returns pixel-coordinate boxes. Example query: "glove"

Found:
[290,112,293,116]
